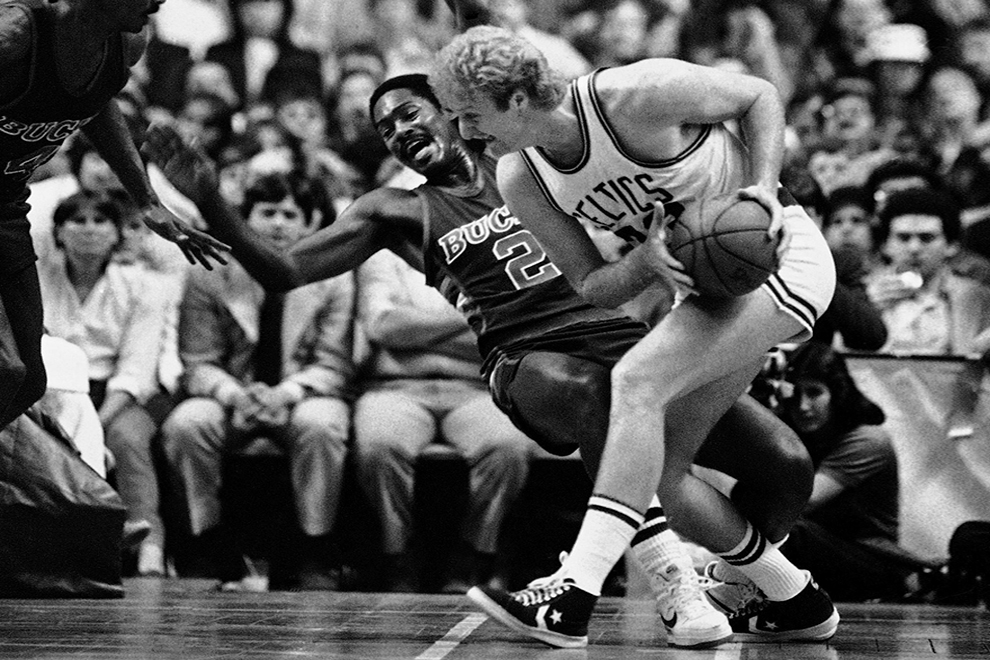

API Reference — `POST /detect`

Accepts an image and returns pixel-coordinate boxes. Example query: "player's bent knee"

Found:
[611,359,670,404]
[510,352,611,457]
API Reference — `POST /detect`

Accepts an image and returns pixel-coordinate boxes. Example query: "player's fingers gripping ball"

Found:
[665,192,781,298]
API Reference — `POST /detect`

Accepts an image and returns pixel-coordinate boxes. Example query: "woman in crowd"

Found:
[777,341,915,602]
[38,190,173,577]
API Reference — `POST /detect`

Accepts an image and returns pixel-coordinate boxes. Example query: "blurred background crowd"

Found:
[18,0,990,604]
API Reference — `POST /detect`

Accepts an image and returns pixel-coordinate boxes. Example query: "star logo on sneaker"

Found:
[660,612,678,630]
[742,616,778,633]
[550,609,563,625]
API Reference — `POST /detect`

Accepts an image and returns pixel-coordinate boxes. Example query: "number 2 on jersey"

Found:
[493,230,562,290]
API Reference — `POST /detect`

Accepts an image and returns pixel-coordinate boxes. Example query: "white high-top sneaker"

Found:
[651,558,734,648]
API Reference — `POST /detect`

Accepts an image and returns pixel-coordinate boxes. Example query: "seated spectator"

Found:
[335,40,388,85]
[487,0,590,80]
[38,190,173,577]
[262,70,361,213]
[866,187,990,356]
[690,3,794,106]
[920,67,989,180]
[807,77,894,195]
[367,0,450,76]
[184,61,242,112]
[325,69,394,195]
[353,251,530,594]
[815,185,888,351]
[917,66,990,223]
[213,134,267,209]
[161,172,354,591]
[204,0,323,113]
[864,23,931,154]
[821,185,879,265]
[956,16,990,107]
[175,92,237,165]
[139,19,195,116]
[865,157,990,287]
[864,155,942,213]
[777,342,917,602]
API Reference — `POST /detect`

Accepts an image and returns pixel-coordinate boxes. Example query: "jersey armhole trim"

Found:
[519,150,568,216]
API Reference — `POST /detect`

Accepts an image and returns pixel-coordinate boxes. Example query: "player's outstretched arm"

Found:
[83,102,229,269]
[144,124,427,290]
[143,123,307,289]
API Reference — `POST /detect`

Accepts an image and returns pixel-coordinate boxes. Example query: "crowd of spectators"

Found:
[21,0,990,597]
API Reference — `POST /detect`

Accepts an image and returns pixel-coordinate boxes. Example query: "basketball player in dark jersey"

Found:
[0,0,227,429]
[143,74,815,648]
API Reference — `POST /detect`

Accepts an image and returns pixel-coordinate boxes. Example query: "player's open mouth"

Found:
[403,136,437,164]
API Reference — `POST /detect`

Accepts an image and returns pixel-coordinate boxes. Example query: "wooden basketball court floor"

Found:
[1,578,987,659]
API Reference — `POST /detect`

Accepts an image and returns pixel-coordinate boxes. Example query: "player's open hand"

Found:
[138,202,228,270]
[739,184,789,263]
[647,201,697,296]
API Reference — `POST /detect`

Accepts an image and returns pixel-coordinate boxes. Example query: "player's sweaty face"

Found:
[373,89,453,173]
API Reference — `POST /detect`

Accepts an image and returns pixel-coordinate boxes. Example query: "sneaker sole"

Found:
[666,621,734,648]
[466,586,589,649]
[732,607,840,643]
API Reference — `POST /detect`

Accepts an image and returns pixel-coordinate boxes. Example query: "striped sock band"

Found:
[562,494,645,596]
[586,494,647,529]
[717,522,808,601]
[631,501,693,577]
[720,522,768,568]
[631,497,668,547]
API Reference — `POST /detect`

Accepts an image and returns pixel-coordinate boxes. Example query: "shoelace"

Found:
[704,564,763,606]
[654,564,712,620]
[702,573,766,618]
[511,580,573,606]
[512,551,572,606]
[527,551,570,590]
[726,591,768,619]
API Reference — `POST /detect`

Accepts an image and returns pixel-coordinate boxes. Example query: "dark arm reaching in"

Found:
[142,123,426,291]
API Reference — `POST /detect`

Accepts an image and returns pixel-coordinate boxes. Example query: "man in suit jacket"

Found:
[161,172,354,591]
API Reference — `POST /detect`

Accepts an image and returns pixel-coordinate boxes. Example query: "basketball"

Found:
[665,193,780,298]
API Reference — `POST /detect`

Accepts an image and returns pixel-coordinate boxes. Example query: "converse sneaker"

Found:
[466,575,597,648]
[729,572,840,642]
[702,561,767,617]
[651,560,733,647]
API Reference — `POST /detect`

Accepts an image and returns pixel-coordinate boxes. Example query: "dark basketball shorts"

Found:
[484,318,648,452]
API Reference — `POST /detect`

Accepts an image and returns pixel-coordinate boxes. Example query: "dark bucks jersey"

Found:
[0,0,128,272]
[0,0,128,205]
[419,154,623,360]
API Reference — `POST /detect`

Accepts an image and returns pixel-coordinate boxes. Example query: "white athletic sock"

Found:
[710,558,749,584]
[630,498,686,576]
[717,522,808,601]
[561,494,644,596]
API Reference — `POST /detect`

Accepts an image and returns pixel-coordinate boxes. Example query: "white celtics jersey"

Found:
[519,69,751,246]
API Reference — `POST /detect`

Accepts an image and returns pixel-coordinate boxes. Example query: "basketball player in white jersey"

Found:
[430,16,839,648]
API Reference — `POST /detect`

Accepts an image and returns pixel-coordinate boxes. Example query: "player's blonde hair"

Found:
[430,26,566,112]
